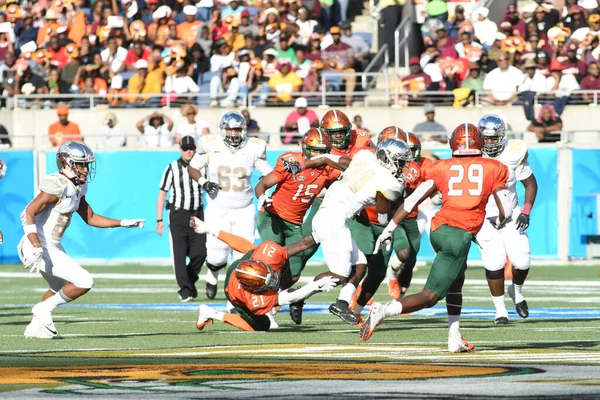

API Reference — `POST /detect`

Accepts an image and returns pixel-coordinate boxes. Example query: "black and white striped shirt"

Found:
[159,158,202,212]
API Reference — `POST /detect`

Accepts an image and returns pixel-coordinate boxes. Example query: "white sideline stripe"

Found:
[2,272,600,287]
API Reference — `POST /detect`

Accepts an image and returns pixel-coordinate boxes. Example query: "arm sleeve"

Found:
[217,230,256,254]
[159,164,172,191]
[494,188,513,221]
[39,175,66,197]
[404,179,436,212]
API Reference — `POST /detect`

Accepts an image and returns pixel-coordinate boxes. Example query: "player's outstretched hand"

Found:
[313,276,339,292]
[282,159,303,181]
[515,213,530,230]
[189,216,208,234]
[24,247,43,274]
[373,230,393,254]
[121,218,145,229]
[203,181,221,195]
[257,193,272,209]
[0,231,3,245]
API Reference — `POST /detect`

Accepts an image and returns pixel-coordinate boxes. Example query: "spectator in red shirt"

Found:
[125,41,151,71]
[281,97,319,143]
[502,5,527,37]
[48,36,68,69]
[321,26,355,106]
[580,62,600,103]
[561,43,587,81]
[402,56,432,90]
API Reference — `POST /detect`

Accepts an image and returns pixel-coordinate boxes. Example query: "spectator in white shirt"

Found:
[176,104,210,142]
[210,65,241,107]
[97,112,127,148]
[164,60,200,95]
[210,39,236,72]
[100,37,128,74]
[455,31,484,58]
[472,7,498,48]
[519,58,548,120]
[136,111,174,148]
[483,52,524,105]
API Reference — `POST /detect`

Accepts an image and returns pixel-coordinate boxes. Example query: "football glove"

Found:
[515,213,530,230]
[312,276,339,292]
[203,181,221,195]
[190,216,219,236]
[487,216,506,230]
[120,218,145,229]
[373,223,396,254]
[257,193,273,209]
[282,159,303,181]
[24,247,43,274]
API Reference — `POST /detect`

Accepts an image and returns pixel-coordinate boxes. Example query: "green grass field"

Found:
[1,263,600,398]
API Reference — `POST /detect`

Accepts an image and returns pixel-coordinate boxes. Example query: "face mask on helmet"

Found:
[56,142,96,185]
[235,260,281,293]
[409,145,421,161]
[326,126,351,149]
[376,139,412,178]
[479,115,506,157]
[220,112,248,149]
[303,144,331,159]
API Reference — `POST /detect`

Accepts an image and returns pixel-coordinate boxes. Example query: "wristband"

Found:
[198,176,208,185]
[522,203,532,215]
[157,219,163,223]
[299,161,305,171]
[24,224,37,235]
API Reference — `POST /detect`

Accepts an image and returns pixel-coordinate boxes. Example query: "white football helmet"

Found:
[56,141,96,185]
[220,111,247,149]
[478,114,506,158]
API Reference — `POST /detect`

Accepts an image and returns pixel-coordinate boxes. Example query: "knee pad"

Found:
[395,248,410,263]
[206,262,227,272]
[74,271,94,289]
[485,269,505,280]
[206,250,229,267]
[510,255,531,271]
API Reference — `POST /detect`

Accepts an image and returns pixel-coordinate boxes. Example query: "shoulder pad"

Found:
[504,139,528,163]
[39,173,68,197]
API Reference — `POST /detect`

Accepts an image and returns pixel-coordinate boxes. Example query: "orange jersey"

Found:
[405,156,433,219]
[331,129,372,157]
[48,121,83,147]
[267,152,341,225]
[225,241,288,315]
[425,157,509,234]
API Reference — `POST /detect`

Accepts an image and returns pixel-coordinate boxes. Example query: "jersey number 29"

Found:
[448,164,483,197]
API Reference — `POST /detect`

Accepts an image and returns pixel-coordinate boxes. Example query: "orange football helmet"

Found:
[320,110,352,149]
[449,123,483,156]
[377,126,409,143]
[302,127,331,159]
[235,260,280,293]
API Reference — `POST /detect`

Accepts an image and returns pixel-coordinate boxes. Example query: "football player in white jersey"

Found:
[477,114,538,324]
[310,139,411,324]
[18,142,145,339]
[188,111,273,299]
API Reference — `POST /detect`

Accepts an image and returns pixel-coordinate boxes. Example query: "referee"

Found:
[157,136,206,302]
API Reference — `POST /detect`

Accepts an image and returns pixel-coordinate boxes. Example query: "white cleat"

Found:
[267,309,278,330]
[24,317,50,339]
[448,333,475,353]
[196,304,215,331]
[359,302,385,341]
[31,303,59,338]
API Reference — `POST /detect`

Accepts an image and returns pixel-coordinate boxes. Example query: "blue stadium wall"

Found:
[0,147,571,264]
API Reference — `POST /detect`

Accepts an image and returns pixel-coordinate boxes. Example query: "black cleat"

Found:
[515,300,529,319]
[289,301,304,325]
[205,282,217,300]
[329,300,360,325]
[494,316,509,325]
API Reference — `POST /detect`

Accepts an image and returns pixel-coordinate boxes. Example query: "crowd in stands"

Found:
[0,0,372,109]
[394,0,600,134]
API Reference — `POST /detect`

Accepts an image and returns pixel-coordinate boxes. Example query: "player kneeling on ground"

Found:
[18,142,144,339]
[190,217,338,331]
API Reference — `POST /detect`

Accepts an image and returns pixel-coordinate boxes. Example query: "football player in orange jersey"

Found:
[360,123,512,353]
[387,132,438,300]
[320,109,372,157]
[255,128,351,324]
[190,217,339,332]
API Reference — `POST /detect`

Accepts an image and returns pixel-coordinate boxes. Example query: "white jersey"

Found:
[320,149,404,220]
[189,135,272,209]
[20,173,87,247]
[484,139,532,216]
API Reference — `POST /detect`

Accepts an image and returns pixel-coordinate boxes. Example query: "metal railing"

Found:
[394,4,413,76]
[362,44,389,90]
[8,88,600,111]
